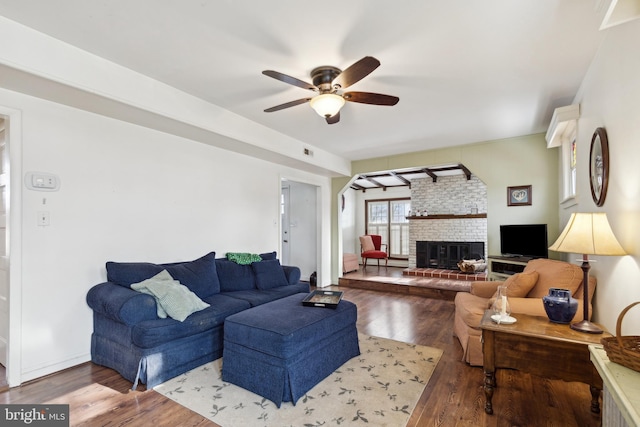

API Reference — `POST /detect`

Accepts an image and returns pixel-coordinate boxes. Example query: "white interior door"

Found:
[285,181,317,281]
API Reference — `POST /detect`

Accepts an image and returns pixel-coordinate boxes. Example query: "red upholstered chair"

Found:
[360,235,388,267]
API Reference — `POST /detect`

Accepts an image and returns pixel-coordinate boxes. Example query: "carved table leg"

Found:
[590,386,601,414]
[482,328,496,415]
[484,370,495,415]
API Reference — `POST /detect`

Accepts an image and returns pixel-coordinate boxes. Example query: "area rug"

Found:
[155,334,442,427]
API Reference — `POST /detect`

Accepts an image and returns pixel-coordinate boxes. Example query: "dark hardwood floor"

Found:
[0,275,602,426]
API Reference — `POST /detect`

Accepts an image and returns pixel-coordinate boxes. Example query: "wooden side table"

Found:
[480,310,610,415]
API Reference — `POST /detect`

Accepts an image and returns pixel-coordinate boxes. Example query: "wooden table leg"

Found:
[482,329,496,415]
[590,386,601,414]
[484,370,495,415]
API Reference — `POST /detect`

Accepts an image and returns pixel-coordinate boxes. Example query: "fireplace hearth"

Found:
[416,241,484,270]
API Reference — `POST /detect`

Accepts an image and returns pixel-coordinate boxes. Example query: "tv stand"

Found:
[487,255,532,281]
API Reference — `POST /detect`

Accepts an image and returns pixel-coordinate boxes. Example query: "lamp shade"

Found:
[309,93,345,118]
[549,212,626,256]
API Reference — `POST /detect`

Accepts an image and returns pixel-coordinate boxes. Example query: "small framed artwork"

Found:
[507,185,532,206]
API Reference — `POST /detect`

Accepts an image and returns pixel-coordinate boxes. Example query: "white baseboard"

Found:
[20,352,91,385]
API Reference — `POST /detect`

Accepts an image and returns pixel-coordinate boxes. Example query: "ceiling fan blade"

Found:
[332,56,380,89]
[343,91,399,106]
[262,70,318,92]
[264,98,312,112]
[325,112,340,125]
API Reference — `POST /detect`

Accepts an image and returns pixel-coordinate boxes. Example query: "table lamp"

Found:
[548,212,626,333]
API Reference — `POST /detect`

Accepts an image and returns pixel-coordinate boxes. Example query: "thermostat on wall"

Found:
[25,172,60,191]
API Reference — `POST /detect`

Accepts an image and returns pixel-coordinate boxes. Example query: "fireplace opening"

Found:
[416,241,484,270]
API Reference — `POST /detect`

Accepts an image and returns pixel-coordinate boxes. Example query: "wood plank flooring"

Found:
[0,285,602,426]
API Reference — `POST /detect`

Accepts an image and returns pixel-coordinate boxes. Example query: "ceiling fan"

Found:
[262,56,399,125]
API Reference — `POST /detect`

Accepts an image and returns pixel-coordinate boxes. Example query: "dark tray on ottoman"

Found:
[302,290,343,308]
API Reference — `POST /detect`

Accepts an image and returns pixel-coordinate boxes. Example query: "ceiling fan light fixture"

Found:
[309,93,345,118]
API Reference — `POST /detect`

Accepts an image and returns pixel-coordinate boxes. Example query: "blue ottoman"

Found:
[221,293,360,407]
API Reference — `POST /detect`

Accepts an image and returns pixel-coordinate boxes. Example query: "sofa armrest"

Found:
[86,282,158,325]
[282,265,301,285]
[470,280,503,298]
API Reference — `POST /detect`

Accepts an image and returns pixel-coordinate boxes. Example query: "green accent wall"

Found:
[331,133,560,282]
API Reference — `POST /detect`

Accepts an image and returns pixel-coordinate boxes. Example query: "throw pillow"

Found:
[130,270,210,322]
[161,252,220,299]
[215,259,256,291]
[493,270,539,298]
[260,251,277,261]
[360,235,375,252]
[252,259,288,290]
[106,252,220,299]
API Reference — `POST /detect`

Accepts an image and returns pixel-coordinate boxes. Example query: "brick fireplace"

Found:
[408,175,487,268]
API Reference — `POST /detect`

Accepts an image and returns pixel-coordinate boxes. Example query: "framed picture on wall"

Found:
[507,185,532,206]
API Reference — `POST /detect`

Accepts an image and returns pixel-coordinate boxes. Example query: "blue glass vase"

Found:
[542,288,578,324]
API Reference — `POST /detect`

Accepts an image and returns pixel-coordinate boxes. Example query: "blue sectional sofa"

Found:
[86,251,309,389]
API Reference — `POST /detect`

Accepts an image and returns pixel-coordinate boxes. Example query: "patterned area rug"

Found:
[155,334,442,427]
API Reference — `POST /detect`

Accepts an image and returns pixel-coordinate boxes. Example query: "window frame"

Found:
[365,197,411,259]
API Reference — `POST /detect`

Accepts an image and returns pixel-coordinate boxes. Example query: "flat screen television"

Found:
[499,224,548,259]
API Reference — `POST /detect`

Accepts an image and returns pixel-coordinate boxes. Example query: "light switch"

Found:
[37,211,50,226]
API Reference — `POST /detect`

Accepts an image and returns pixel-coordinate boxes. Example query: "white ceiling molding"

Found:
[546,104,580,148]
[600,0,640,30]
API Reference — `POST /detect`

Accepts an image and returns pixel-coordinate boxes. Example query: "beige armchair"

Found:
[453,258,596,366]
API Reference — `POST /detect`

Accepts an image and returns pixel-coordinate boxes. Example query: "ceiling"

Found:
[0,1,610,161]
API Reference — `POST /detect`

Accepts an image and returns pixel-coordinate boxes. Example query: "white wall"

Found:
[564,18,640,334]
[2,88,332,383]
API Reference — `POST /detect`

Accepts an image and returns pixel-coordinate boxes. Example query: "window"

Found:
[366,198,410,258]
[570,139,577,196]
[561,135,577,201]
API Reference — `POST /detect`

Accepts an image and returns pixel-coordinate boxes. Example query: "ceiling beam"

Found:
[458,163,472,180]
[361,175,386,191]
[422,168,438,182]
[390,171,411,187]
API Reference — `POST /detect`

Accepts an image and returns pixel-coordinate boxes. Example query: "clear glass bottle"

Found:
[492,285,511,321]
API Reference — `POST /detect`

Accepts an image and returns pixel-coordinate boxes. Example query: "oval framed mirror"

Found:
[589,127,609,207]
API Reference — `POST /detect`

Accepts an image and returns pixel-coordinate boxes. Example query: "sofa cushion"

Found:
[252,259,288,290]
[216,258,256,292]
[106,261,162,288]
[131,270,210,322]
[492,271,539,298]
[524,258,583,298]
[106,252,221,299]
[131,294,250,348]
[282,265,302,286]
[260,251,277,261]
[222,282,310,307]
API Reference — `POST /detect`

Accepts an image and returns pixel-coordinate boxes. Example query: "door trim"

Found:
[0,106,23,387]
